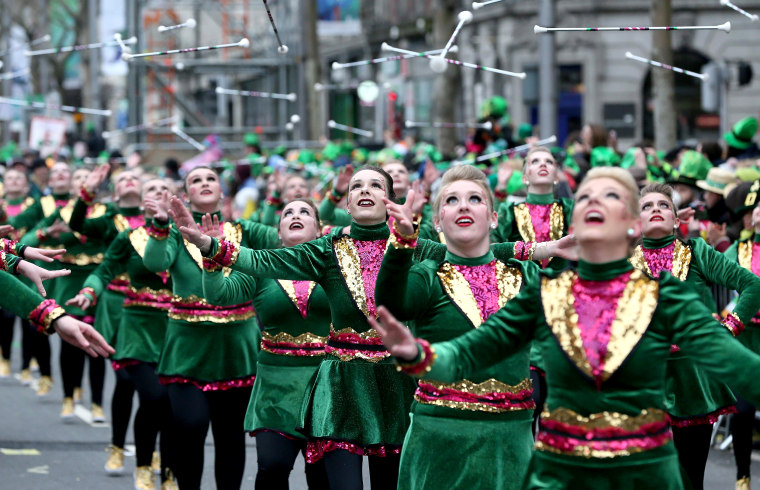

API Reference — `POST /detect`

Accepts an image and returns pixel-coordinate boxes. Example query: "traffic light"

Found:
[701,62,722,113]
[738,62,753,87]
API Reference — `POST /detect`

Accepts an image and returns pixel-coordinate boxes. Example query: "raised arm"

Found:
[68,233,130,309]
[202,268,259,306]
[375,243,432,321]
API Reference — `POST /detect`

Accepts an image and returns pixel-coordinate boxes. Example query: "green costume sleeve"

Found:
[240,220,281,250]
[417,204,438,242]
[691,238,760,324]
[222,236,329,281]
[82,232,130,297]
[1,253,21,274]
[202,268,259,306]
[7,201,43,232]
[0,270,50,318]
[18,211,59,247]
[660,273,760,404]
[724,241,739,262]
[318,196,352,227]
[560,197,574,228]
[375,247,433,321]
[143,223,180,273]
[421,264,541,382]
[260,199,281,228]
[68,197,112,238]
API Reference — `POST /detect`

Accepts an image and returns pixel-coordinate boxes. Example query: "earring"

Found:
[435,226,442,233]
[553,181,558,185]
[674,224,678,229]
[490,223,497,230]
[627,228,635,238]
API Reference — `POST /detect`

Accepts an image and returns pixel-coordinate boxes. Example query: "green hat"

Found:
[668,150,712,186]
[339,141,355,156]
[481,96,508,119]
[723,117,758,150]
[322,142,340,161]
[590,147,621,167]
[298,150,316,165]
[352,148,368,163]
[243,132,260,146]
[736,167,760,182]
[273,145,287,157]
[517,123,533,140]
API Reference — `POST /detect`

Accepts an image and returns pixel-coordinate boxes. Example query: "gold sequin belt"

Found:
[415,378,535,413]
[324,325,390,363]
[260,331,327,357]
[168,295,255,323]
[535,407,672,458]
[124,286,173,310]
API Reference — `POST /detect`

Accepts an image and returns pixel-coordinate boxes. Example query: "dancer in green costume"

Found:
[375,167,760,489]
[376,166,535,490]
[202,198,330,489]
[142,167,279,490]
[631,183,760,490]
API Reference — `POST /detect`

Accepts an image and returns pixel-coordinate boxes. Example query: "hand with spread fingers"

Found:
[367,306,418,361]
[65,293,92,311]
[169,196,213,253]
[17,261,70,296]
[384,187,417,236]
[23,246,66,263]
[53,315,114,358]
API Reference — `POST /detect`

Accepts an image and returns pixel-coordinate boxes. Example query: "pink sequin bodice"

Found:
[642,242,676,278]
[572,271,632,387]
[752,243,760,277]
[125,215,146,229]
[453,261,500,323]
[354,239,386,317]
[526,203,553,243]
[292,280,312,318]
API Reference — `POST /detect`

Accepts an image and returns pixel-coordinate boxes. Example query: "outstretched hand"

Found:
[367,306,419,361]
[384,187,416,236]
[0,225,14,237]
[84,164,111,194]
[23,246,66,263]
[409,181,428,216]
[53,316,114,358]
[169,196,212,252]
[66,293,92,311]
[200,213,222,239]
[18,261,71,296]
[335,165,354,194]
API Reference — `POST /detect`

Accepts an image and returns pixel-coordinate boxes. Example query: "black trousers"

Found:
[110,367,135,448]
[672,423,713,490]
[0,310,32,369]
[254,431,329,489]
[59,340,104,404]
[322,449,401,490]
[167,383,251,490]
[732,396,756,480]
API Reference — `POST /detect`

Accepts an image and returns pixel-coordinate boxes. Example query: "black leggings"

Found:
[59,340,105,404]
[30,326,51,376]
[0,311,33,369]
[732,396,756,480]
[167,383,251,490]
[323,449,401,490]
[530,368,547,437]
[672,423,713,490]
[111,368,135,448]
[126,363,175,470]
[254,431,328,489]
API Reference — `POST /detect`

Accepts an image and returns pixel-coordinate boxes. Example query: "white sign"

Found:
[28,116,67,157]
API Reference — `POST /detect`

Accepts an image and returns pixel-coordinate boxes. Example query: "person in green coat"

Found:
[375,165,534,490]
[724,191,760,490]
[201,198,330,489]
[142,166,279,490]
[67,178,178,488]
[174,165,572,489]
[631,182,760,490]
[373,167,760,489]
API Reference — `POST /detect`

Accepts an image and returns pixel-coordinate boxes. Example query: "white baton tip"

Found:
[290,114,301,124]
[720,0,730,5]
[404,120,413,128]
[239,38,251,48]
[534,25,548,34]
[517,72,527,79]
[380,42,391,51]
[215,87,224,94]
[332,62,343,70]
[483,121,493,131]
[158,25,167,32]
[717,21,732,32]
[429,56,448,73]
[625,51,634,58]
[458,11,474,23]
[185,18,197,29]
[327,120,337,128]
[278,44,289,54]
[287,93,297,102]
[472,2,484,10]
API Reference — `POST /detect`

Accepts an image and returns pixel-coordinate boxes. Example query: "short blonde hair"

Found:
[578,167,639,217]
[433,165,495,215]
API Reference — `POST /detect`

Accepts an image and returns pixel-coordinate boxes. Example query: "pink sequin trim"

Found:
[353,239,386,317]
[453,260,500,323]
[125,215,146,230]
[305,439,401,463]
[572,272,632,389]
[670,405,737,428]
[415,381,535,411]
[260,339,326,357]
[641,241,676,278]
[111,359,141,371]
[293,281,311,318]
[107,278,131,294]
[536,429,672,456]
[670,344,681,354]
[124,289,172,310]
[159,375,256,391]
[169,300,254,319]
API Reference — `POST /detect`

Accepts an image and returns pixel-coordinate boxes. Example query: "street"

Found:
[0,329,755,489]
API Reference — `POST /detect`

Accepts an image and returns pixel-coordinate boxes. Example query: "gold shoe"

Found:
[134,466,156,490]
[151,451,161,474]
[91,404,106,423]
[37,376,53,396]
[73,387,83,404]
[29,358,39,372]
[104,445,125,475]
[61,397,75,421]
[736,477,751,490]
[19,369,33,385]
[0,359,10,377]
[160,469,179,490]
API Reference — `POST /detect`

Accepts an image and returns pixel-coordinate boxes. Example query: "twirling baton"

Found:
[123,38,250,61]
[332,47,455,70]
[720,0,759,21]
[625,52,708,80]
[171,126,206,152]
[0,68,30,81]
[472,0,504,9]
[474,136,558,163]
[215,87,297,102]
[430,11,472,73]
[26,37,137,57]
[405,120,493,130]
[534,22,731,33]
[382,43,526,79]
[0,96,111,116]
[103,116,178,138]
[158,18,197,32]
[262,0,289,54]
[327,120,373,138]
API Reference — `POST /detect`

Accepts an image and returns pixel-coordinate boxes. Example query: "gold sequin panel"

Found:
[168,294,255,323]
[415,377,535,413]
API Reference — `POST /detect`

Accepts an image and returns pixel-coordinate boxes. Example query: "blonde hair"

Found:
[578,167,639,217]
[433,165,495,215]
[522,146,555,168]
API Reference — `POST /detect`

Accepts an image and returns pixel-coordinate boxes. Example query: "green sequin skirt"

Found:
[113,307,168,364]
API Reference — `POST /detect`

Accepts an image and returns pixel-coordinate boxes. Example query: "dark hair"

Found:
[585,123,608,148]
[640,182,676,210]
[699,141,722,163]
[183,166,216,192]
[351,165,396,202]
[281,198,321,230]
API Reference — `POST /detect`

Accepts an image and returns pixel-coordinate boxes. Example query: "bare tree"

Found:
[650,0,676,150]
[432,0,461,158]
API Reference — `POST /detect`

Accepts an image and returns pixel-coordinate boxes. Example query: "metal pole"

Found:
[88,0,101,131]
[538,0,557,139]
[126,0,143,145]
